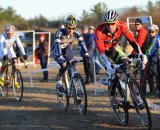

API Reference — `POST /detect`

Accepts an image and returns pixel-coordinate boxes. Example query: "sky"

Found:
[0,0,158,20]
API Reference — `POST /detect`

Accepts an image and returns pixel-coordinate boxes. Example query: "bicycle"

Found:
[107,60,152,129]
[0,57,24,101]
[56,59,87,115]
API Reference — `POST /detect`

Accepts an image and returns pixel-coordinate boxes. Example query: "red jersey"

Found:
[95,21,140,54]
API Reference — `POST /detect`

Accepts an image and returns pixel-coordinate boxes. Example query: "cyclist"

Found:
[145,24,160,96]
[52,15,89,93]
[0,24,27,87]
[95,9,146,106]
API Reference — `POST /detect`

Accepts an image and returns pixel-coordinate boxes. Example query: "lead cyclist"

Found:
[95,9,148,107]
[0,24,27,88]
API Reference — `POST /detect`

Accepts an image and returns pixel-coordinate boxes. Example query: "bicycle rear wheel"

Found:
[56,74,69,111]
[0,69,9,97]
[129,78,152,129]
[72,73,87,115]
[110,75,129,125]
[12,69,23,101]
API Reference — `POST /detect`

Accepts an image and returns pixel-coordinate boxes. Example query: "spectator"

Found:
[81,25,95,84]
[35,33,49,82]
[145,24,160,96]
[135,18,150,54]
[89,25,101,74]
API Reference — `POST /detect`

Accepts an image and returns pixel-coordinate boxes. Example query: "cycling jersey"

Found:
[95,21,141,54]
[145,34,160,57]
[52,28,88,63]
[0,32,26,59]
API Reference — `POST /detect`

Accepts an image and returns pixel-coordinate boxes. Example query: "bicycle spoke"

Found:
[56,74,69,111]
[129,78,152,129]
[110,76,129,125]
[72,73,87,115]
[12,69,23,101]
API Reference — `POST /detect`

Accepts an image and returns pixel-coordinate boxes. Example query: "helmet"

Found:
[148,24,159,31]
[104,9,119,23]
[64,15,78,28]
[5,24,15,33]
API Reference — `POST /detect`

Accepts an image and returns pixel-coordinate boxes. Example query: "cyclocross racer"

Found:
[0,24,27,87]
[52,15,89,93]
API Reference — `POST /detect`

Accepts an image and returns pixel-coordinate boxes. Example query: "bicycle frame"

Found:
[64,66,79,97]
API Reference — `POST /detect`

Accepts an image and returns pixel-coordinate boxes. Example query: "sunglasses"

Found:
[149,31,155,33]
[67,28,75,30]
[106,23,116,26]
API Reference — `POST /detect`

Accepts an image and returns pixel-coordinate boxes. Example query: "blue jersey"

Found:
[145,34,160,57]
[52,28,88,61]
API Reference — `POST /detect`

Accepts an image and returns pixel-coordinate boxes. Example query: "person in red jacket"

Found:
[134,18,151,54]
[95,9,145,107]
[135,18,148,48]
[35,33,49,82]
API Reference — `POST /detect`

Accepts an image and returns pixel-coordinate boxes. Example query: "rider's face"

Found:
[7,31,15,39]
[149,30,157,38]
[66,27,75,35]
[106,22,117,34]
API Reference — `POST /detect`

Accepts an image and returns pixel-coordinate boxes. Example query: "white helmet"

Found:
[5,24,15,33]
[104,9,119,23]
[148,24,159,31]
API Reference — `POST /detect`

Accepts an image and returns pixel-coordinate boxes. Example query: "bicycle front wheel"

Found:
[56,74,69,111]
[110,75,129,125]
[12,69,23,101]
[72,73,87,115]
[129,78,152,129]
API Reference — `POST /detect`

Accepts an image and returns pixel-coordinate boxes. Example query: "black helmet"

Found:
[64,15,78,28]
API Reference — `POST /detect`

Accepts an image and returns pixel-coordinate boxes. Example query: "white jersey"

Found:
[0,32,25,59]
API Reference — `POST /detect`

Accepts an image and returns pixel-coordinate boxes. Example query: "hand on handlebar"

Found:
[84,52,90,59]
[137,54,148,65]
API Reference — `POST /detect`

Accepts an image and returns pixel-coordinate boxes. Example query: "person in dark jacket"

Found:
[81,25,95,84]
[35,33,49,82]
[89,25,101,74]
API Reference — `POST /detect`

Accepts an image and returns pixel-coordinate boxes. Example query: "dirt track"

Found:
[0,64,160,130]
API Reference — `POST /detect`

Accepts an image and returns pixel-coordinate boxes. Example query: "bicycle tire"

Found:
[72,73,87,115]
[129,78,152,129]
[0,68,9,97]
[12,69,23,101]
[56,74,69,111]
[109,75,129,125]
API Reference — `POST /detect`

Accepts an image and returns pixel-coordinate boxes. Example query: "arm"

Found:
[75,30,88,56]
[87,34,95,56]
[0,35,7,57]
[122,26,142,54]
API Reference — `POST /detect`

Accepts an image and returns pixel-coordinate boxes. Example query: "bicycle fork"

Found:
[64,73,70,95]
